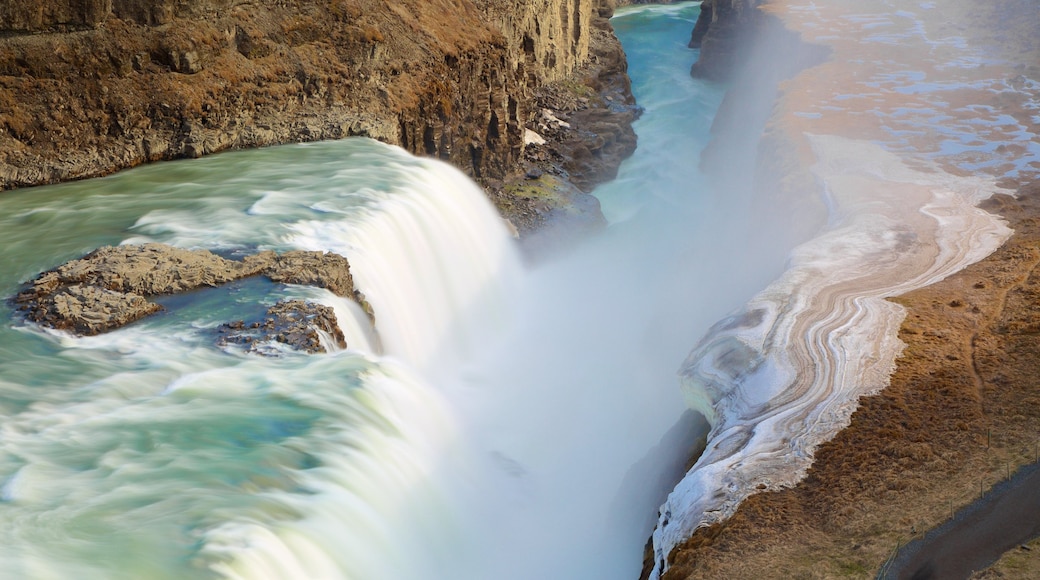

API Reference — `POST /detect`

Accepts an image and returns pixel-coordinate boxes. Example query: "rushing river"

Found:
[0,3,773,579]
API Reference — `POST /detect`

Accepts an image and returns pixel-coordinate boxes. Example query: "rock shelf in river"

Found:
[13,243,371,349]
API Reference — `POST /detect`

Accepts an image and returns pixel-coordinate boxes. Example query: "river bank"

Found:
[654,0,1040,577]
[662,180,1040,579]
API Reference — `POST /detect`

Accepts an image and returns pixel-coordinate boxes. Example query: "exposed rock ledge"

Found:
[12,243,370,345]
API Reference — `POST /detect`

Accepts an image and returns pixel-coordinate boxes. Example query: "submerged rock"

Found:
[218,299,346,355]
[13,242,370,338]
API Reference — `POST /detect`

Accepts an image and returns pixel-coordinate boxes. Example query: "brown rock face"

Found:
[687,0,762,81]
[0,0,111,32]
[29,243,260,296]
[13,243,367,336]
[14,243,258,333]
[29,284,161,336]
[499,7,639,235]
[0,0,635,230]
[246,249,372,320]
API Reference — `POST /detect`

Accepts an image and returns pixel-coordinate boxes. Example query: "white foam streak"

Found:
[650,135,1012,578]
[200,361,473,580]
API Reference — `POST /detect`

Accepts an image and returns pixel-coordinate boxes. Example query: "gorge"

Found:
[3,0,1040,579]
[0,3,736,578]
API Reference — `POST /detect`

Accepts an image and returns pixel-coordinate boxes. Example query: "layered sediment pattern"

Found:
[651,0,1039,575]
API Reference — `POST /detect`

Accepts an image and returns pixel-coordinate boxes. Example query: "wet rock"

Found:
[21,284,162,336]
[499,173,607,258]
[13,242,368,337]
[218,299,346,355]
[251,250,353,297]
[23,243,262,297]
[499,10,639,239]
[247,249,374,323]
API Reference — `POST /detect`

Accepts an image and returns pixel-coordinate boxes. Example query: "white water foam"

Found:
[286,156,523,377]
[195,358,477,580]
[0,140,524,580]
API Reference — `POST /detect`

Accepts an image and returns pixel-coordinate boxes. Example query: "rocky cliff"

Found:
[687,0,763,81]
[0,0,636,231]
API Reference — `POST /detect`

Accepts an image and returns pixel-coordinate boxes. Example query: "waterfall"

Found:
[0,140,522,580]
[0,5,742,579]
[286,156,523,376]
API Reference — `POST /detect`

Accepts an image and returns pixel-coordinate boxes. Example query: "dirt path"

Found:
[882,461,1040,579]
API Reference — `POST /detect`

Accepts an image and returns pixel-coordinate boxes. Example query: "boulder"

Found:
[218,299,346,355]
[23,284,161,336]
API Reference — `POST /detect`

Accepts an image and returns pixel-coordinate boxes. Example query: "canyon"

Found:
[4,0,1040,578]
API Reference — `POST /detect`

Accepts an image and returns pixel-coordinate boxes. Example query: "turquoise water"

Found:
[0,141,508,579]
[0,3,756,579]
[600,2,724,223]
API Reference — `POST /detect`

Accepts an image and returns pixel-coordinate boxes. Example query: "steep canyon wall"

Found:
[0,0,635,230]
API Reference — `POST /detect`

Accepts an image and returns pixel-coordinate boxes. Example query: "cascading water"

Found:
[285,158,522,377]
[0,3,773,579]
[0,139,516,580]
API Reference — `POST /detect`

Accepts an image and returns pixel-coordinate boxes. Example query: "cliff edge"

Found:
[0,0,636,233]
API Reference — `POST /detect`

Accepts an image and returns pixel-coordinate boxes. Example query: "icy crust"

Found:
[649,135,1012,578]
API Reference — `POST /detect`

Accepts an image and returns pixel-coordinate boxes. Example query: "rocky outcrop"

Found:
[244,249,371,319]
[13,243,368,335]
[528,23,639,194]
[687,0,763,81]
[218,299,347,355]
[499,7,640,234]
[0,0,636,232]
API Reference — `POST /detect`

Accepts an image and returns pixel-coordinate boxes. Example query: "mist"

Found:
[431,4,807,578]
